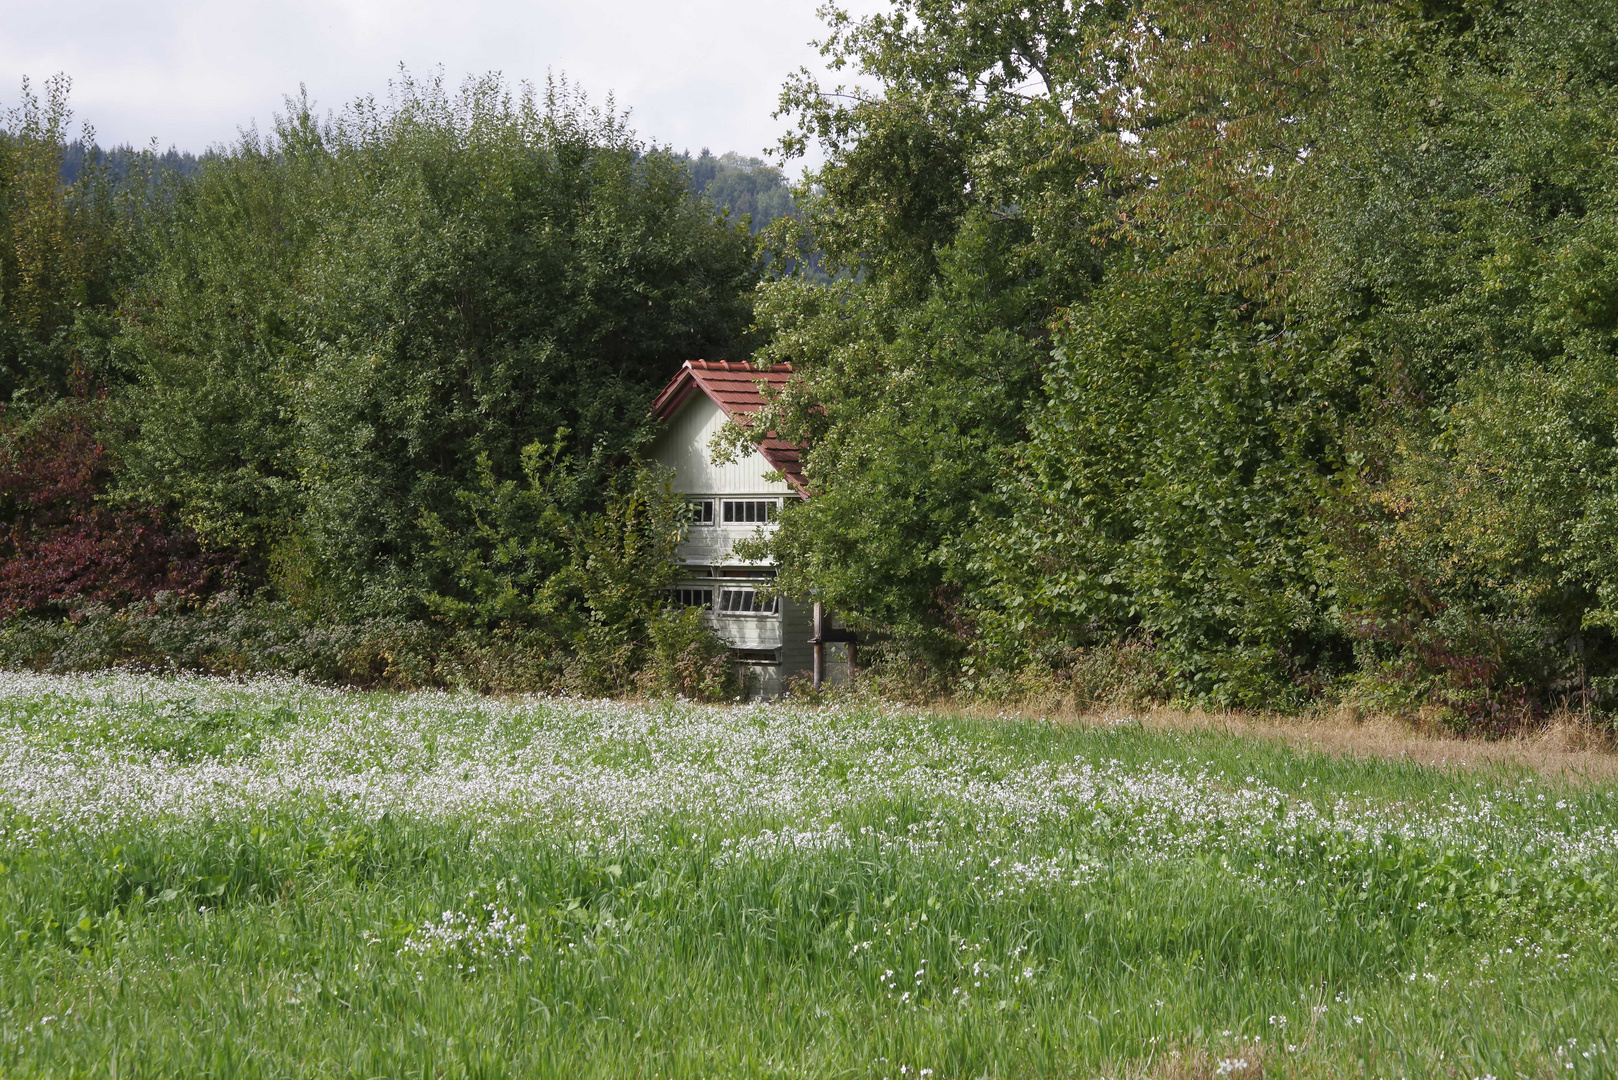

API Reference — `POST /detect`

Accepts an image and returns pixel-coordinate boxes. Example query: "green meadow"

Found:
[2,671,1615,1078]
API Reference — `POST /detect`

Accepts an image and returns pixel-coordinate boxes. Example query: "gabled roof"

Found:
[650,359,804,491]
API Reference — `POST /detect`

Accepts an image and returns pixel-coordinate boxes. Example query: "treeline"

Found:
[1,72,754,696]
[59,140,203,185]
[747,0,1618,727]
[683,149,796,235]
[6,0,1618,728]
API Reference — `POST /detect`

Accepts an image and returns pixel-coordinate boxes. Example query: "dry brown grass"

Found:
[958,700,1618,783]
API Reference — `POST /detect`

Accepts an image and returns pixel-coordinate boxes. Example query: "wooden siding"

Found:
[653,390,806,697]
[649,394,793,499]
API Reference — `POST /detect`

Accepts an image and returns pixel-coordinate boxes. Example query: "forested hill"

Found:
[682,149,796,234]
[54,139,790,230]
[55,139,778,214]
[59,140,201,184]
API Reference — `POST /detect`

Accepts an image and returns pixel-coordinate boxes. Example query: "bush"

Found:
[0,398,230,617]
[636,607,738,702]
[1332,351,1618,731]
[971,276,1349,710]
[115,72,756,604]
[0,593,429,685]
[0,591,748,698]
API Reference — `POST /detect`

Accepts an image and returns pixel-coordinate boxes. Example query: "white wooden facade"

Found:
[647,362,848,696]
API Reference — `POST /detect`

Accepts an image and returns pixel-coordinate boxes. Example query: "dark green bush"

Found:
[0,594,665,695]
[637,607,739,702]
[113,72,756,610]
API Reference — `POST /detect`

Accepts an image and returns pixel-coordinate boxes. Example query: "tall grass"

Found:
[1,673,1615,1077]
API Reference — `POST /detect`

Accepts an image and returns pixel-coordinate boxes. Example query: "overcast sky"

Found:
[1,0,885,171]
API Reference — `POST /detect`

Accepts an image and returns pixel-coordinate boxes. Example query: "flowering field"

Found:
[1,673,1616,1077]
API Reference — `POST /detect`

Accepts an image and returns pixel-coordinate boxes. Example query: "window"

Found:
[721,499,778,524]
[718,587,778,614]
[684,499,715,525]
[719,567,775,579]
[729,648,779,664]
[666,587,713,609]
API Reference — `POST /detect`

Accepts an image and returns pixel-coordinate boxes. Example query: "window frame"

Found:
[720,499,781,525]
[716,586,779,616]
[665,586,714,610]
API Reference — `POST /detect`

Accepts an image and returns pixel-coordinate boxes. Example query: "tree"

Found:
[685,150,797,234]
[0,76,209,618]
[977,0,1618,714]
[116,71,759,614]
[0,75,124,407]
[738,0,1122,662]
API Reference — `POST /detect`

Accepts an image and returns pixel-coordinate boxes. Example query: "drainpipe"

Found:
[812,600,825,691]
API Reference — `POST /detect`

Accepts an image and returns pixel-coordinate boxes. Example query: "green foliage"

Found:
[742,0,1117,665]
[0,593,568,693]
[564,465,687,646]
[418,435,588,630]
[1307,0,1618,720]
[4,678,1618,1074]
[0,593,428,684]
[0,455,703,695]
[108,122,313,559]
[1336,353,1618,727]
[744,216,1067,661]
[637,605,739,701]
[772,0,1618,717]
[974,272,1352,707]
[420,443,693,692]
[684,150,796,235]
[0,76,127,406]
[115,71,757,605]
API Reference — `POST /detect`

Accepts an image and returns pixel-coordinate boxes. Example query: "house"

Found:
[647,359,852,697]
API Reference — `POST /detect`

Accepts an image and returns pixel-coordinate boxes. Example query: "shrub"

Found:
[0,398,229,617]
[637,607,738,702]
[0,591,741,698]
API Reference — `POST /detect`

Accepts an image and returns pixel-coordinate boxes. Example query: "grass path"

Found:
[2,672,1616,1078]
[1016,704,1618,781]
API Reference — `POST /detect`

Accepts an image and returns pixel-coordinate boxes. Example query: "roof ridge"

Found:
[650,359,805,492]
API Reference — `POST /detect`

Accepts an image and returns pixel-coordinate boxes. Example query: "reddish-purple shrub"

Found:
[0,400,231,616]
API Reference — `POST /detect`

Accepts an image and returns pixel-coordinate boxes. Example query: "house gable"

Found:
[649,359,804,491]
[648,391,792,496]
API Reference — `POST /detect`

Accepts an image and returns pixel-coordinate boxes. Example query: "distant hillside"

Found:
[683,150,795,234]
[59,140,202,185]
[59,141,790,232]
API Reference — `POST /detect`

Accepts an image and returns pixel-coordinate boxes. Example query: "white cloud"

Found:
[0,0,885,169]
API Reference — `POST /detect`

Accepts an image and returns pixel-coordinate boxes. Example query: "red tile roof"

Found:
[650,360,805,491]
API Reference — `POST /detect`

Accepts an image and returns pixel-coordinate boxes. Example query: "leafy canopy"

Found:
[115,71,759,615]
